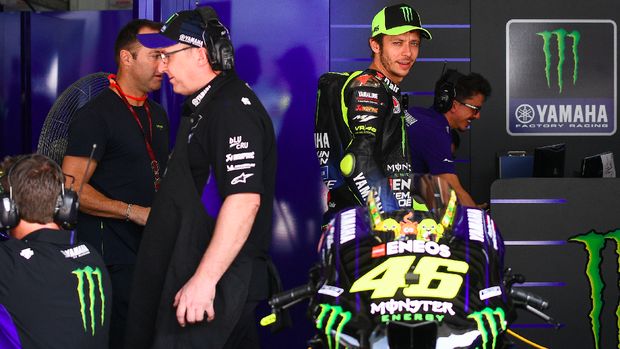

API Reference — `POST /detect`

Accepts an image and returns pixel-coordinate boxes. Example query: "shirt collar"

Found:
[22,228,74,245]
[366,68,400,94]
[184,71,236,114]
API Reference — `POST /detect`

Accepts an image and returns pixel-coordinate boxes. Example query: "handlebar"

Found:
[510,287,549,311]
[268,283,316,310]
[509,286,560,328]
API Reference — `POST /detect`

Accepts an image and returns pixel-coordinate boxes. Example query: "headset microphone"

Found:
[77,144,97,197]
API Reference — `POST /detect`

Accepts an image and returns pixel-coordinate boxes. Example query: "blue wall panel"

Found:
[28,11,132,152]
[0,13,23,157]
[229,1,329,346]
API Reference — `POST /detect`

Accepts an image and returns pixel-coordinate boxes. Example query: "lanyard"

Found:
[108,74,161,191]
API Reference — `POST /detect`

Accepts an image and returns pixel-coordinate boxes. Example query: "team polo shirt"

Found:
[185,71,276,263]
[0,229,111,348]
[407,106,455,175]
[65,89,169,264]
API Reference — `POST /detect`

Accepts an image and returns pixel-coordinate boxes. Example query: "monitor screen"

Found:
[533,143,566,177]
[581,152,616,178]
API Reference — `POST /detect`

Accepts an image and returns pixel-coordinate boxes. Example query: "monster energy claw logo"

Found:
[400,6,413,22]
[468,307,507,349]
[569,229,620,349]
[537,28,581,93]
[72,266,106,336]
[316,304,352,349]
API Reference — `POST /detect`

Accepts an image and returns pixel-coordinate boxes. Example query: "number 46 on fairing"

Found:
[349,256,469,299]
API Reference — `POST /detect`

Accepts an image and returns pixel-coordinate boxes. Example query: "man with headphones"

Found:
[0,154,111,348]
[125,6,276,349]
[407,69,492,207]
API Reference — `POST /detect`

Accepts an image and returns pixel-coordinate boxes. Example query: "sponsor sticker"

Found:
[355,105,379,113]
[229,136,249,149]
[231,172,254,185]
[226,163,256,172]
[479,286,503,300]
[318,285,345,298]
[20,248,34,260]
[225,152,255,162]
[61,244,91,259]
[506,19,616,135]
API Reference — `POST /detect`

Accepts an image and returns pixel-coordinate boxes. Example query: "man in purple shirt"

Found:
[408,69,491,207]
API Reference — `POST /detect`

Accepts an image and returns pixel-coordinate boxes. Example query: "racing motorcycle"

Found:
[261,175,558,349]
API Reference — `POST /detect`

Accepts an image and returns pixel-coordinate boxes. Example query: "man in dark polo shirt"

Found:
[0,154,111,349]
[62,19,169,347]
[408,69,491,207]
[125,6,276,349]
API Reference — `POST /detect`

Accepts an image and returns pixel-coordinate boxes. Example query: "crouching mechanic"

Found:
[125,6,276,349]
[325,3,432,216]
[0,154,111,349]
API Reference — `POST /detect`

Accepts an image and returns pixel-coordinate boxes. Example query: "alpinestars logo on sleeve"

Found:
[72,266,106,335]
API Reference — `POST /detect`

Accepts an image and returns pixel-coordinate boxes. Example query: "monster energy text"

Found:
[569,229,620,349]
[400,6,413,22]
[537,29,580,93]
[72,266,106,336]
[468,307,507,349]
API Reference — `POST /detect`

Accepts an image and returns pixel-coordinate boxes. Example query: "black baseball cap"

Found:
[371,3,432,39]
[137,7,218,49]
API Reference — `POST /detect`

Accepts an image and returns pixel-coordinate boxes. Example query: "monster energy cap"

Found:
[371,3,432,39]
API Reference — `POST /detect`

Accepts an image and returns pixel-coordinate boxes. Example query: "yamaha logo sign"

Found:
[506,20,617,135]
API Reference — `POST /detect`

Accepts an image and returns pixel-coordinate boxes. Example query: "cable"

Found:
[506,329,548,349]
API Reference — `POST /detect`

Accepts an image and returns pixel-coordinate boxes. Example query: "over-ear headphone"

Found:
[433,69,463,113]
[0,154,79,230]
[196,7,235,71]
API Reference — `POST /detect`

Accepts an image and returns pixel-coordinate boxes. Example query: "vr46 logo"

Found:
[316,304,352,349]
[72,266,106,335]
[537,29,581,93]
[569,229,620,349]
[468,307,507,349]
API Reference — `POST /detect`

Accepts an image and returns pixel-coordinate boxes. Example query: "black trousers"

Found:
[108,264,134,349]
[223,301,261,349]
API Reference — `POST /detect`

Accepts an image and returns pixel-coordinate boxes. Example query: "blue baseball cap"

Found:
[138,7,217,49]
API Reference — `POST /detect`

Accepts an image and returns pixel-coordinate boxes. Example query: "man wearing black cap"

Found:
[126,6,276,349]
[324,3,431,215]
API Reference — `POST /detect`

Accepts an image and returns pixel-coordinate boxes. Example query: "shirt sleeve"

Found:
[409,117,455,175]
[208,101,266,197]
[64,105,108,161]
